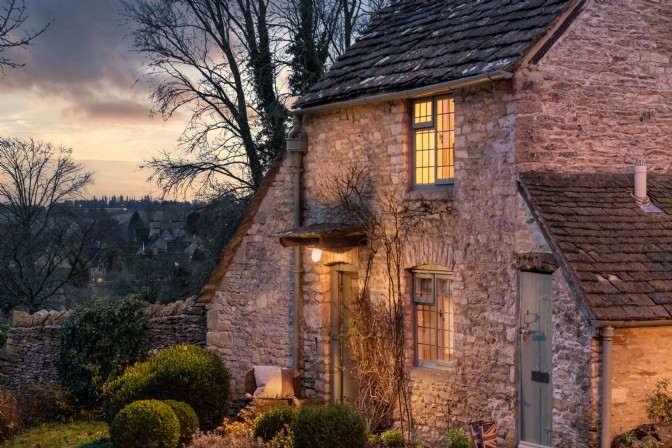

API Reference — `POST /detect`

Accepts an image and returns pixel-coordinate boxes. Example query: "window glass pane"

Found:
[436,98,454,181]
[415,129,435,185]
[414,100,432,125]
[436,276,454,362]
[414,275,433,303]
[416,302,436,362]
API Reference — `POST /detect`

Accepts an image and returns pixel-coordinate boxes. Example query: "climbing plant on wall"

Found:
[59,295,148,407]
[318,166,443,435]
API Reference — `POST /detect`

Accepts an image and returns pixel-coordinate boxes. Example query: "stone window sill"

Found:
[405,189,454,202]
[410,364,455,380]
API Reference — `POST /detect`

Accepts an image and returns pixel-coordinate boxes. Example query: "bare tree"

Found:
[124,0,288,197]
[284,0,389,96]
[126,0,388,197]
[0,0,48,74]
[0,138,95,313]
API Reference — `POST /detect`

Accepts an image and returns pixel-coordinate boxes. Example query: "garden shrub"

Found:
[110,399,180,448]
[17,385,80,425]
[253,406,295,442]
[291,403,367,448]
[0,322,11,347]
[445,427,471,448]
[164,400,199,446]
[105,344,230,430]
[222,399,287,438]
[187,430,264,448]
[59,295,147,406]
[647,379,672,424]
[0,388,22,442]
[379,428,405,447]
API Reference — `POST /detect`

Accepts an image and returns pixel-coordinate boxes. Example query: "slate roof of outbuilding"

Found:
[519,172,672,323]
[296,0,576,109]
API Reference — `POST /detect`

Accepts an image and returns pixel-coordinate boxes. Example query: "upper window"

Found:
[413,270,454,368]
[412,97,454,188]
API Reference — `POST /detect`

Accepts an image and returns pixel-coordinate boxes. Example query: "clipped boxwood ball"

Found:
[110,400,179,448]
[105,344,230,430]
[164,400,199,446]
[292,403,366,448]
[253,406,296,442]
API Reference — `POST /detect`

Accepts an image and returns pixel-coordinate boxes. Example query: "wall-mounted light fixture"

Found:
[311,248,322,262]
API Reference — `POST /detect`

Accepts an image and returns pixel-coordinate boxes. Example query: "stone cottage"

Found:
[198,1,672,447]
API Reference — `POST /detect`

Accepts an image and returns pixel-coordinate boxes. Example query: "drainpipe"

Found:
[600,326,615,448]
[287,114,307,371]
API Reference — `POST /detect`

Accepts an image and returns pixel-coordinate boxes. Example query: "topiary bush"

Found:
[164,400,199,446]
[110,399,180,448]
[253,406,296,442]
[292,403,367,448]
[105,344,230,430]
[59,295,147,406]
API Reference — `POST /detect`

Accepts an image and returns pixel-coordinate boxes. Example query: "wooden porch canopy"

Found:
[272,223,366,249]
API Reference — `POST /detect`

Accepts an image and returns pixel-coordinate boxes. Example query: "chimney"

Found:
[633,159,662,212]
[634,159,647,202]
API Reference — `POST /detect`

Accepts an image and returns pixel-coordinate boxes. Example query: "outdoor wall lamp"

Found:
[311,248,322,262]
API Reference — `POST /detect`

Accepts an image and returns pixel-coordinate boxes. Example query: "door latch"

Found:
[520,327,531,342]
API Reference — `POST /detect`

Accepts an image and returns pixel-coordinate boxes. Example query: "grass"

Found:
[2,420,111,448]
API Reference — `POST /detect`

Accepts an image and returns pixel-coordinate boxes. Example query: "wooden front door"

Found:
[518,271,553,448]
[330,265,359,403]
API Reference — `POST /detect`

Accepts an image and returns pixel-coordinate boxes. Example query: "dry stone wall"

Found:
[0,299,206,394]
[516,0,672,174]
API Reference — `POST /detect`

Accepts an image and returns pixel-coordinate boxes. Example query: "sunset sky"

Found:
[0,0,186,199]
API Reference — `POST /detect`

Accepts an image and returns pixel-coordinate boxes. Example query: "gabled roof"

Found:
[197,151,287,304]
[297,0,577,109]
[519,172,672,323]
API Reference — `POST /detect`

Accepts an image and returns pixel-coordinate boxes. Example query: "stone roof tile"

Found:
[296,0,575,108]
[520,172,672,322]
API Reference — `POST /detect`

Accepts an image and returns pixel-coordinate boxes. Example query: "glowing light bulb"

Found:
[311,248,322,262]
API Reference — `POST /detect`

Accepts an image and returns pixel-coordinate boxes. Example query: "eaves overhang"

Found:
[293,71,513,116]
[272,223,367,249]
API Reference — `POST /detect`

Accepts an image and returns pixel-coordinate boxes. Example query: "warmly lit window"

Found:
[414,270,454,366]
[412,97,454,188]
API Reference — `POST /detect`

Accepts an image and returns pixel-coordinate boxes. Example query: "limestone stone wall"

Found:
[0,301,206,394]
[206,79,598,446]
[295,83,596,446]
[551,271,598,447]
[516,0,672,174]
[611,327,672,439]
[205,161,295,397]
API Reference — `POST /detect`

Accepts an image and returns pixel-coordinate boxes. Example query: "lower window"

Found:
[413,270,454,367]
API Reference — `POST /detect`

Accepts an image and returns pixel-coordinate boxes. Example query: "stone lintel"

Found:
[514,251,558,273]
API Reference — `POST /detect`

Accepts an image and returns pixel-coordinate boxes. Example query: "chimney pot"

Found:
[634,159,647,201]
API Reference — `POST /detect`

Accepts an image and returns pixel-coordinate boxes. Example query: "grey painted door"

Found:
[519,271,553,447]
[330,267,359,403]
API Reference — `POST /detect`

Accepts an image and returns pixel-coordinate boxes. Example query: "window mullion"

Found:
[433,275,439,362]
